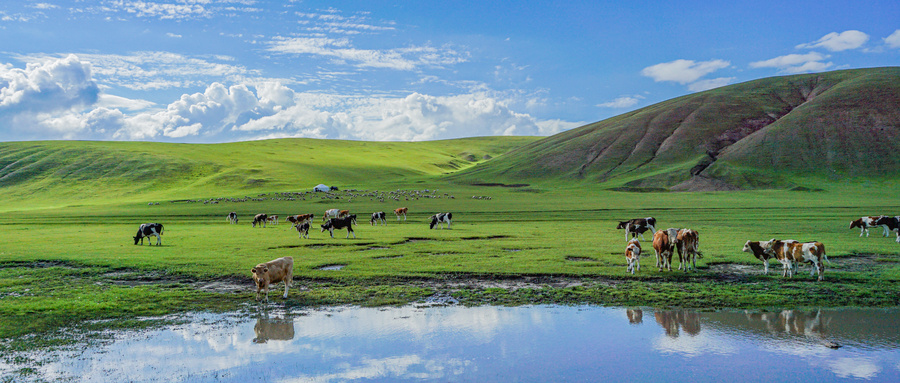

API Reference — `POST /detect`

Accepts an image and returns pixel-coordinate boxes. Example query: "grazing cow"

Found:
[133,223,164,246]
[742,240,778,274]
[323,209,341,222]
[849,216,894,237]
[394,207,408,221]
[338,210,350,218]
[250,256,293,302]
[321,215,356,238]
[370,211,387,226]
[286,214,314,228]
[652,229,675,271]
[226,212,238,224]
[616,217,657,241]
[624,239,641,274]
[769,240,827,281]
[429,212,452,229]
[675,229,702,272]
[252,213,268,228]
[296,222,310,239]
[266,215,279,226]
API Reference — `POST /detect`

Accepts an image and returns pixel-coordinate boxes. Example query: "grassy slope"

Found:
[0,136,538,211]
[449,67,900,189]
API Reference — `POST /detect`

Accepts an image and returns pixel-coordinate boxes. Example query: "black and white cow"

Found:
[370,211,387,226]
[849,216,897,237]
[321,215,356,238]
[226,212,238,224]
[134,223,164,246]
[429,212,452,229]
[296,222,310,239]
[252,213,268,228]
[616,217,657,241]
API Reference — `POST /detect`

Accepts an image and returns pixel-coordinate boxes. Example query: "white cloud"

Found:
[884,30,900,49]
[796,30,869,51]
[641,59,730,85]
[597,95,643,108]
[267,36,468,71]
[687,77,736,92]
[166,32,182,38]
[749,52,833,74]
[0,54,99,113]
[96,94,156,111]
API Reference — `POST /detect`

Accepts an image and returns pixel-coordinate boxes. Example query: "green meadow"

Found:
[2,138,900,346]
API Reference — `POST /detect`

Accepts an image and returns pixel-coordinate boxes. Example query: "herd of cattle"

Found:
[131,211,900,301]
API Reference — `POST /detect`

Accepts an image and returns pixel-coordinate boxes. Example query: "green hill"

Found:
[450,67,900,190]
[0,137,538,210]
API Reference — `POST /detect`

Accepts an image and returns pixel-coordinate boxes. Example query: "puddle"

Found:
[317,264,346,271]
[8,306,900,382]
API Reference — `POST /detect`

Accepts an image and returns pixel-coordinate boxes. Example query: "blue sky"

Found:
[1,0,898,142]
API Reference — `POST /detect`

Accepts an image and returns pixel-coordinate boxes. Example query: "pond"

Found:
[5,305,900,382]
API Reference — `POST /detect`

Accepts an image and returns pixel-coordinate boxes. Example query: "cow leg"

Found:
[882,225,890,237]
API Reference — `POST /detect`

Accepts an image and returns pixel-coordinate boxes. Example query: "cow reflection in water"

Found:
[253,316,295,344]
[626,309,643,325]
[654,310,701,338]
[744,310,829,339]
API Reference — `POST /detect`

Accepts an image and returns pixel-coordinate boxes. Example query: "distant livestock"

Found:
[617,217,657,241]
[429,212,452,229]
[226,212,238,224]
[266,215,279,226]
[394,207,408,221]
[849,216,899,237]
[323,209,341,222]
[370,211,386,226]
[252,214,268,228]
[134,223,164,246]
[624,239,641,274]
[296,222,310,239]
[287,214,314,228]
[251,256,294,302]
[321,215,356,238]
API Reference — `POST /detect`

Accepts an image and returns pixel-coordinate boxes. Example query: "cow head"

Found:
[320,222,332,232]
[133,234,142,245]
[429,215,438,229]
[849,219,863,229]
[251,265,270,288]
[616,221,629,229]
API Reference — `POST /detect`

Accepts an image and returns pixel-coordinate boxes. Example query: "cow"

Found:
[296,222,310,239]
[616,217,657,241]
[321,215,356,238]
[133,223,164,246]
[849,216,894,237]
[742,240,778,274]
[394,207,408,222]
[769,240,827,281]
[226,212,238,224]
[370,211,387,226]
[252,213,268,228]
[675,229,702,272]
[250,256,293,302]
[624,239,641,274]
[266,215,279,226]
[286,214,314,228]
[652,229,675,271]
[429,212,452,229]
[323,209,341,222]
[338,210,350,218]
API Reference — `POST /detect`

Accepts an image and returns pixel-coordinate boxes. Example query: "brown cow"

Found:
[652,229,675,271]
[250,256,294,302]
[338,209,350,218]
[287,214,314,228]
[624,239,641,274]
[774,240,828,281]
[675,229,701,272]
[394,207,408,221]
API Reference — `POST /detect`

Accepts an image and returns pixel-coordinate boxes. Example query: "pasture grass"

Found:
[2,183,900,346]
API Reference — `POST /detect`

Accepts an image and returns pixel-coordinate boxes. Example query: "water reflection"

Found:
[9,306,900,382]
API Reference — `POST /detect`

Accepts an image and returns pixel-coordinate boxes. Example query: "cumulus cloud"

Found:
[641,59,730,85]
[885,30,900,49]
[749,52,833,74]
[597,95,643,108]
[796,30,869,51]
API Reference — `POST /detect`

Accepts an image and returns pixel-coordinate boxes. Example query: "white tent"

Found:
[314,184,330,192]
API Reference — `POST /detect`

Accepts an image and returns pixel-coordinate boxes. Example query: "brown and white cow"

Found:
[252,213,268,228]
[624,239,641,274]
[394,207,408,221]
[287,214,314,228]
[323,209,341,222]
[266,215,279,226]
[742,240,778,274]
[616,217,657,241]
[849,216,895,237]
[675,229,701,272]
[652,229,675,272]
[769,240,827,281]
[338,210,350,218]
[250,256,294,302]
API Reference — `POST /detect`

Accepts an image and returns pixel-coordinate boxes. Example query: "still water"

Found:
[11,305,900,382]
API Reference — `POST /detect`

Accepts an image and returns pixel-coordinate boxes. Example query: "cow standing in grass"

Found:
[394,207,408,222]
[252,213,268,228]
[321,215,356,238]
[429,212,452,229]
[134,223,164,246]
[371,211,387,226]
[624,239,641,275]
[616,217,656,241]
[652,229,675,271]
[675,229,702,272]
[296,222,310,239]
[251,256,294,302]
[226,212,238,224]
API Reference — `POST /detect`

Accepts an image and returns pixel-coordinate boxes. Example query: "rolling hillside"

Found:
[451,67,900,190]
[0,137,538,210]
